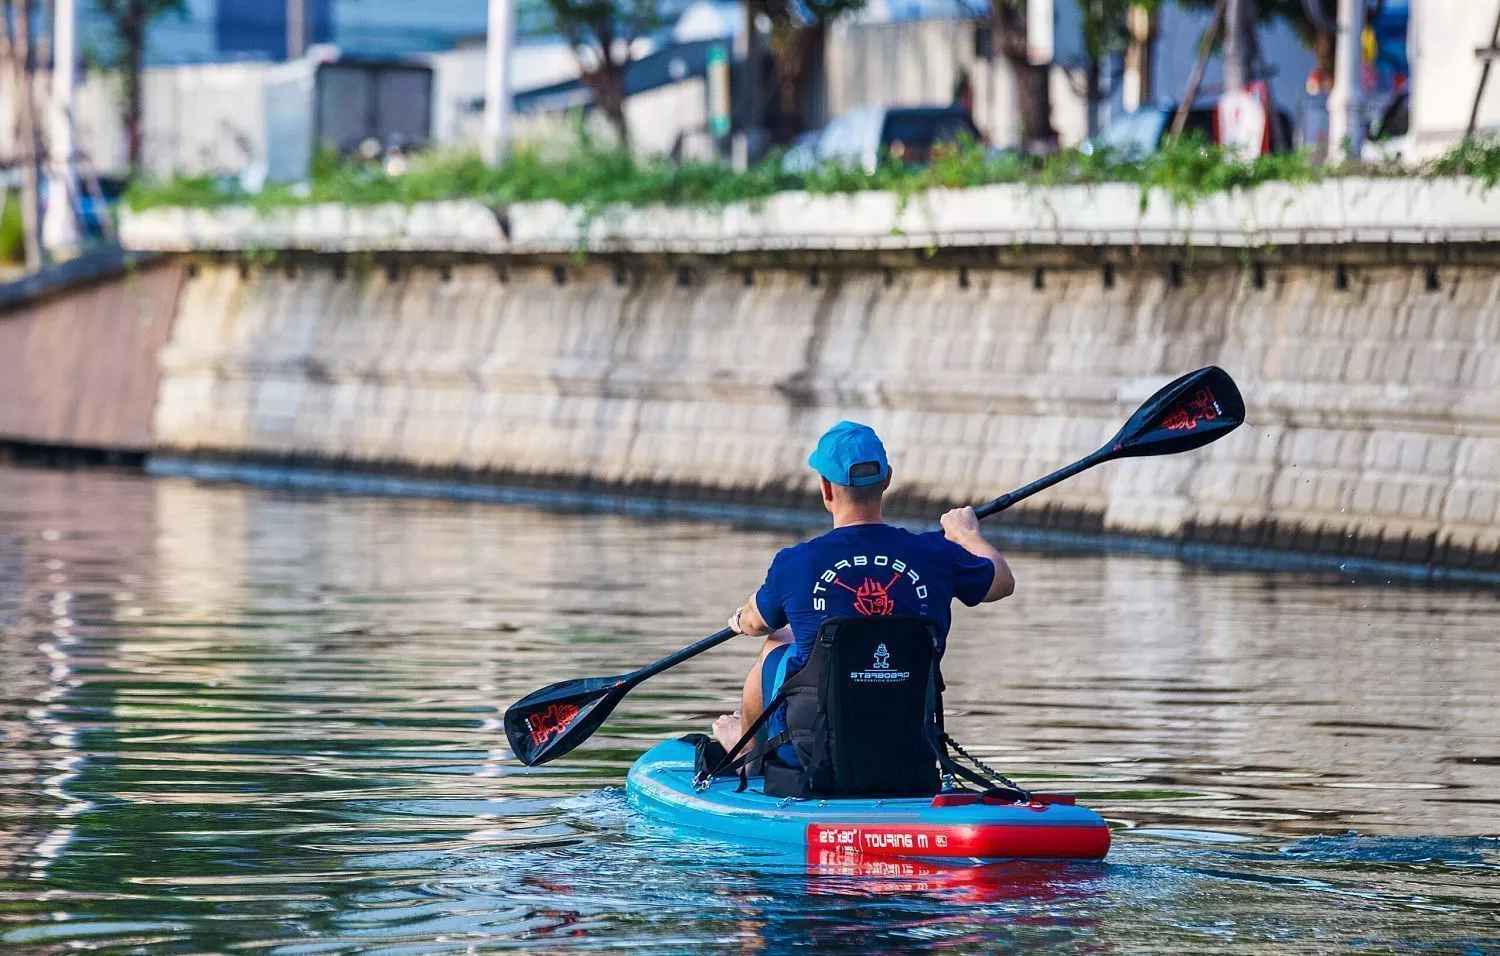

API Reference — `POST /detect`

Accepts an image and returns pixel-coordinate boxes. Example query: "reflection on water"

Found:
[0,464,1496,951]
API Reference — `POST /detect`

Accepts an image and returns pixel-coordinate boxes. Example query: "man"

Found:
[712,420,1016,752]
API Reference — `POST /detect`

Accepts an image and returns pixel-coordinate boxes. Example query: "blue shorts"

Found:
[761,642,793,709]
[760,642,797,765]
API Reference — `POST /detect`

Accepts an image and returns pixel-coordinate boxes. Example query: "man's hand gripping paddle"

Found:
[504,366,1245,766]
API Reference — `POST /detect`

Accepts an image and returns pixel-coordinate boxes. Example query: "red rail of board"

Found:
[806,822,1110,861]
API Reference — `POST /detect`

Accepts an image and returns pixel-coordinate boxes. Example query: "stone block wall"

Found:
[152,256,1500,572]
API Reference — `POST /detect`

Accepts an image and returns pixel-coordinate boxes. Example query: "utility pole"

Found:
[1222,0,1246,93]
[43,0,81,255]
[482,0,513,165]
[287,0,306,58]
[1469,5,1500,139]
[1171,0,1225,140]
[1327,0,1365,161]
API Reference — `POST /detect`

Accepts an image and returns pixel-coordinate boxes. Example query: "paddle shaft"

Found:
[973,449,1109,520]
[627,627,736,686]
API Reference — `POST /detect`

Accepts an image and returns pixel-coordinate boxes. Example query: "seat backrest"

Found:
[769,615,941,798]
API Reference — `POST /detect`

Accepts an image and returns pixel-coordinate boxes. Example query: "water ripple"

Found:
[0,465,1496,951]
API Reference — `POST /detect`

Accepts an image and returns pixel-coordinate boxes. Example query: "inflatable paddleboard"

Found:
[627,739,1110,863]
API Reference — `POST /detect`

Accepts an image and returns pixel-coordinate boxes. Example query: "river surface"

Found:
[0,463,1496,952]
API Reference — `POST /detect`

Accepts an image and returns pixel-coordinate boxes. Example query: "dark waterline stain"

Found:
[145,456,1500,591]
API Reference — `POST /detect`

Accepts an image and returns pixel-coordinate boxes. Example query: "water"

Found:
[0,463,1496,952]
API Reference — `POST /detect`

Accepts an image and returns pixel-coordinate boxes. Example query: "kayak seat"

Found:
[761,615,942,799]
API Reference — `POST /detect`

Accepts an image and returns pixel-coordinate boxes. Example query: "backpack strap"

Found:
[790,711,830,794]
[925,721,1017,795]
[694,683,793,790]
[937,729,1030,800]
[923,659,1030,802]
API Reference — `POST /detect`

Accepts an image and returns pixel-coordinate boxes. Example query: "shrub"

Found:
[0,194,24,263]
[124,133,1500,215]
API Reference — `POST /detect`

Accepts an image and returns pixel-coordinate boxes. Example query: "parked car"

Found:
[780,130,823,174]
[783,106,985,174]
[1083,101,1295,158]
[1361,90,1410,164]
[77,176,128,237]
[38,174,128,241]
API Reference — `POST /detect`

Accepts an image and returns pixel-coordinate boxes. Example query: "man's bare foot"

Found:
[712,712,743,750]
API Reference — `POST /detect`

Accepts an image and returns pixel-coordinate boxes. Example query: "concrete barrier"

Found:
[121,178,1500,255]
[145,255,1500,572]
[0,259,184,454]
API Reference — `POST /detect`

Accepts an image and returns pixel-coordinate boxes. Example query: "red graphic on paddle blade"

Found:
[527,702,580,747]
[1162,386,1222,432]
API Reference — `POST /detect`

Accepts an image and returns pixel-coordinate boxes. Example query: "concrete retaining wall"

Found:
[0,261,185,453]
[150,255,1500,571]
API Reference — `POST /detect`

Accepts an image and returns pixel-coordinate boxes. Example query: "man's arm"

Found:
[728,594,774,636]
[940,506,1016,603]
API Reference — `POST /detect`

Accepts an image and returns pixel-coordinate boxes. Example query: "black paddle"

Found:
[504,365,1244,766]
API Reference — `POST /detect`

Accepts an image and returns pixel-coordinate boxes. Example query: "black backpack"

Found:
[761,615,942,798]
[691,615,1030,801]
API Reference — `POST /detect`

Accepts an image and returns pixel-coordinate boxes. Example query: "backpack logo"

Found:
[851,642,909,684]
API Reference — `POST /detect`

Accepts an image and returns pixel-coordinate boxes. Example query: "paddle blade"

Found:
[1106,366,1245,459]
[504,675,630,766]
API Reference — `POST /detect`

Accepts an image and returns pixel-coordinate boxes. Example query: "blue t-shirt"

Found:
[753,523,996,673]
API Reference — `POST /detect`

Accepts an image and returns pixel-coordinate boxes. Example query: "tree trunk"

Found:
[1086,56,1101,138]
[122,0,145,167]
[594,62,630,150]
[578,52,630,150]
[1015,60,1052,149]
[1172,0,1225,140]
[1123,3,1154,113]
[742,0,766,150]
[1311,29,1334,92]
[991,1,1054,151]
[9,0,43,268]
[768,21,823,143]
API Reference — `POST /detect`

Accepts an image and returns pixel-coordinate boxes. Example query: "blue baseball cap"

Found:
[808,421,891,487]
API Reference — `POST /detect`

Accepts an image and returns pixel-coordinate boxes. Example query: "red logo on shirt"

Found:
[837,572,900,616]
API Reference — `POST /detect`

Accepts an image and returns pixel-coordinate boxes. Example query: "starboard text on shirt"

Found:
[754,523,995,673]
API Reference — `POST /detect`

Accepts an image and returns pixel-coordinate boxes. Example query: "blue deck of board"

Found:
[627,738,1109,853]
